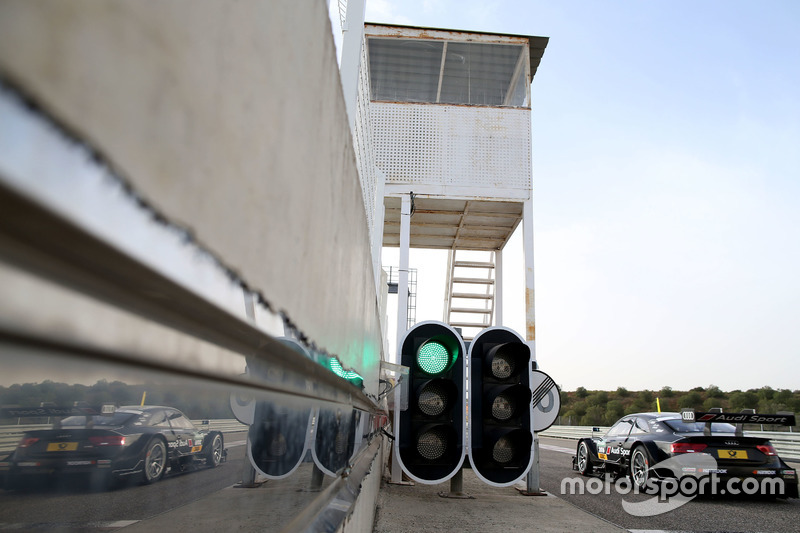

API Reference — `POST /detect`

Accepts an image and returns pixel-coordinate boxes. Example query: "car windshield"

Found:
[663,419,736,433]
[60,412,139,427]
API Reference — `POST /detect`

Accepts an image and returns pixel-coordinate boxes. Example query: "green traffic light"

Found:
[417,340,453,375]
[329,358,363,383]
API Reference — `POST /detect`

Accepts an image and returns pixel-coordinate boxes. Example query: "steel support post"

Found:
[391,193,412,484]
[522,197,543,494]
[238,448,259,488]
[495,248,503,326]
[309,463,325,492]
[438,467,473,499]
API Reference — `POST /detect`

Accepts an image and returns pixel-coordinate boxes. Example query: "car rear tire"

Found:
[576,441,592,476]
[141,438,167,484]
[205,433,223,468]
[630,446,651,491]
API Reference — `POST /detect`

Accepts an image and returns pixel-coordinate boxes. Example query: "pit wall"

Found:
[0,0,382,390]
[0,1,384,531]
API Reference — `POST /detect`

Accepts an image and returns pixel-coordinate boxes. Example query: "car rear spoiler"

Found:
[0,403,117,428]
[681,408,797,436]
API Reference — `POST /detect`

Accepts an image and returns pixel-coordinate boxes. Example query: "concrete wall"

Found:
[0,0,383,387]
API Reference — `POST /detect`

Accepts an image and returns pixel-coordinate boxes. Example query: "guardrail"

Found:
[540,425,800,461]
[0,419,248,454]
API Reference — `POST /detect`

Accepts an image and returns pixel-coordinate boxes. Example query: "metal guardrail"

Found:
[540,425,800,461]
[0,419,248,454]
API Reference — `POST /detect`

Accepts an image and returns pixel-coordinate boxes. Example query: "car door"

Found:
[601,418,633,464]
[166,410,196,456]
[622,417,650,460]
[147,408,179,453]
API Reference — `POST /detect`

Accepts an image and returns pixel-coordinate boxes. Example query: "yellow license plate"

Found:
[191,445,203,453]
[47,442,78,452]
[718,449,748,460]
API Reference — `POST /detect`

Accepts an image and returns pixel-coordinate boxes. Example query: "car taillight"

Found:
[671,442,707,454]
[18,437,39,448]
[89,436,126,446]
[756,443,777,456]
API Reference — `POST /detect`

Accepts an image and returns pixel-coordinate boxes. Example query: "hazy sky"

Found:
[368,1,800,392]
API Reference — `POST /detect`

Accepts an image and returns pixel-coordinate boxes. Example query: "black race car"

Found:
[572,409,798,498]
[3,405,226,489]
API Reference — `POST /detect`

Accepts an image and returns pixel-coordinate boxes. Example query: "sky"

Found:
[363,1,800,392]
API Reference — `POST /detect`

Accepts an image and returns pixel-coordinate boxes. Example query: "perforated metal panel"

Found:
[372,103,531,194]
[354,35,378,239]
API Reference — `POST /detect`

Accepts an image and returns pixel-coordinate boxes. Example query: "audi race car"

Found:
[572,409,798,498]
[2,405,226,490]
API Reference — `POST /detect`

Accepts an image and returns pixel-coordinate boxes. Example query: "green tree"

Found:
[678,391,703,410]
[775,389,792,403]
[703,397,724,411]
[581,405,605,426]
[572,401,588,418]
[575,386,588,398]
[616,387,629,398]
[605,400,624,424]
[706,385,724,398]
[659,386,674,398]
[730,391,759,410]
[588,391,608,406]
[758,386,775,401]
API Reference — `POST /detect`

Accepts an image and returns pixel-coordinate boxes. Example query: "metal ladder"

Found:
[443,250,495,341]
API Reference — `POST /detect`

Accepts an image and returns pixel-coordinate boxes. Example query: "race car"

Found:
[572,409,798,498]
[2,405,226,489]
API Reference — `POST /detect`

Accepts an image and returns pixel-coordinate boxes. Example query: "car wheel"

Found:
[576,441,592,476]
[141,439,167,484]
[629,446,651,491]
[205,433,223,468]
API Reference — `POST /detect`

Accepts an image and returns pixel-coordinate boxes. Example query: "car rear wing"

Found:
[681,408,797,437]
[0,403,117,427]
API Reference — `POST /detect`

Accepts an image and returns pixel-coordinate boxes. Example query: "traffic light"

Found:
[468,327,533,486]
[248,401,313,479]
[395,321,466,484]
[246,338,313,479]
[312,407,361,476]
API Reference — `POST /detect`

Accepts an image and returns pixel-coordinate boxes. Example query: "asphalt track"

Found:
[1,432,797,532]
[0,432,249,530]
[537,436,800,533]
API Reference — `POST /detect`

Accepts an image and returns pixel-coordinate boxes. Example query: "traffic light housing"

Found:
[312,407,361,477]
[468,327,534,487]
[246,338,313,479]
[395,321,466,484]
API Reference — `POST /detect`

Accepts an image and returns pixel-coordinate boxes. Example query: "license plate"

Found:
[47,442,78,452]
[718,449,748,460]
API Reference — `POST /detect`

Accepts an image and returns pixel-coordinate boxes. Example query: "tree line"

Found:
[0,379,233,422]
[557,385,800,430]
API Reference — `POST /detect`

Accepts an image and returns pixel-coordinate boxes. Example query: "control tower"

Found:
[365,24,548,342]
